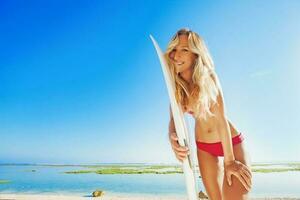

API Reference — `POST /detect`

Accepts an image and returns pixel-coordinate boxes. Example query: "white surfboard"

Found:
[150,35,198,200]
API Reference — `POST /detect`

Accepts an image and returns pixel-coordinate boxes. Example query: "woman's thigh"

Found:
[197,149,223,200]
[222,142,252,200]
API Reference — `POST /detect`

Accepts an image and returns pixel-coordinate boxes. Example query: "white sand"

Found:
[0,193,299,200]
[0,193,185,200]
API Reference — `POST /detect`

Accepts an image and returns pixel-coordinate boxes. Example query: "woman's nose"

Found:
[173,51,181,61]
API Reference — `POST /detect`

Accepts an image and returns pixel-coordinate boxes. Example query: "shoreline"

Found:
[1,193,300,200]
[0,193,185,200]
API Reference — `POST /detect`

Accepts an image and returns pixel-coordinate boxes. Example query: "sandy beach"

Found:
[0,193,184,200]
[1,193,300,200]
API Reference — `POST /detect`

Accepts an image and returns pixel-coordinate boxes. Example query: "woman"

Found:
[166,28,252,200]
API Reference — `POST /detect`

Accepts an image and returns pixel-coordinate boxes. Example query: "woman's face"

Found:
[169,34,197,74]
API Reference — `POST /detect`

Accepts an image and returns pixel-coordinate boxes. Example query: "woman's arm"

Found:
[211,89,235,164]
[210,73,252,190]
[210,74,235,164]
[168,105,189,162]
[168,105,176,135]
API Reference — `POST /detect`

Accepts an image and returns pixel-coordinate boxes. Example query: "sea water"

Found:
[0,164,300,198]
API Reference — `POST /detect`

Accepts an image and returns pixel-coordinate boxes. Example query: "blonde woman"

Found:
[166,28,252,200]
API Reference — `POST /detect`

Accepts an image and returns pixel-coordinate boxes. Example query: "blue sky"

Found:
[1,0,299,164]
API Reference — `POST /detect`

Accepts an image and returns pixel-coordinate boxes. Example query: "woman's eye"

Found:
[183,49,188,52]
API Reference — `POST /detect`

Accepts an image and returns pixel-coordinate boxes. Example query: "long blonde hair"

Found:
[164,28,220,120]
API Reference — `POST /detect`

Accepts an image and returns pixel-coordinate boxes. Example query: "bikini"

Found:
[186,109,244,157]
[196,133,244,157]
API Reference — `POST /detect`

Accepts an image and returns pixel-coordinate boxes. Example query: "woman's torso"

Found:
[183,105,240,143]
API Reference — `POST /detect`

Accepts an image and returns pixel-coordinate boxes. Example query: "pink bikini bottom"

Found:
[195,133,244,157]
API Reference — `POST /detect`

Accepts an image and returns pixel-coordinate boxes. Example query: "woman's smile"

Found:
[169,35,197,74]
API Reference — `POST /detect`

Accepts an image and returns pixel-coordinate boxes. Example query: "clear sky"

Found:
[1,0,299,164]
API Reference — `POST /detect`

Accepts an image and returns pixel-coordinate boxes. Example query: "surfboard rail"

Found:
[150,34,198,200]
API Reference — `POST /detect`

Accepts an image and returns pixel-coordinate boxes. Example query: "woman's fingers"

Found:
[240,164,252,189]
[243,165,252,178]
[170,134,178,141]
[177,151,189,157]
[232,167,251,191]
[176,157,184,162]
[174,148,189,162]
[175,154,185,162]
[169,133,189,151]
[226,172,232,186]
[174,145,189,152]
[233,172,251,192]
[242,166,252,180]
[169,133,189,162]
[175,148,189,160]
[176,154,189,162]
[240,170,252,189]
[225,161,252,191]
[170,139,189,152]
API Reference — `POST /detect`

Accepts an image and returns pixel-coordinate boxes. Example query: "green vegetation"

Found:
[24,169,37,172]
[65,168,183,174]
[64,165,183,174]
[143,165,181,170]
[252,167,300,173]
[287,163,300,168]
[251,162,300,173]
[64,163,300,174]
[0,180,10,184]
[65,170,93,174]
[2,163,300,174]
[252,162,300,167]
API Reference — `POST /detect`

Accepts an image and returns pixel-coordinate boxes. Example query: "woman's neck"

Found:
[179,70,193,85]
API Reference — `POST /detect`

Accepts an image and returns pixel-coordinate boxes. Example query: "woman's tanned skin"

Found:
[168,33,252,200]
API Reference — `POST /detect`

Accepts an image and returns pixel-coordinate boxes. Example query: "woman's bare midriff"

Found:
[194,116,239,143]
[195,120,239,143]
[182,105,240,143]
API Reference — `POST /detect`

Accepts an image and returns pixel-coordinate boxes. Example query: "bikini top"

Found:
[188,111,194,115]
[183,105,194,115]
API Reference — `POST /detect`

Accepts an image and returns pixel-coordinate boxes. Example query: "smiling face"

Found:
[168,34,197,74]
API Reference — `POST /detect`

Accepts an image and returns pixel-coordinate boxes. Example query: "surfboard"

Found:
[150,35,198,200]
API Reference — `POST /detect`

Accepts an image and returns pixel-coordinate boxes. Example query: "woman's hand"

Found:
[169,132,189,162]
[224,160,252,191]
